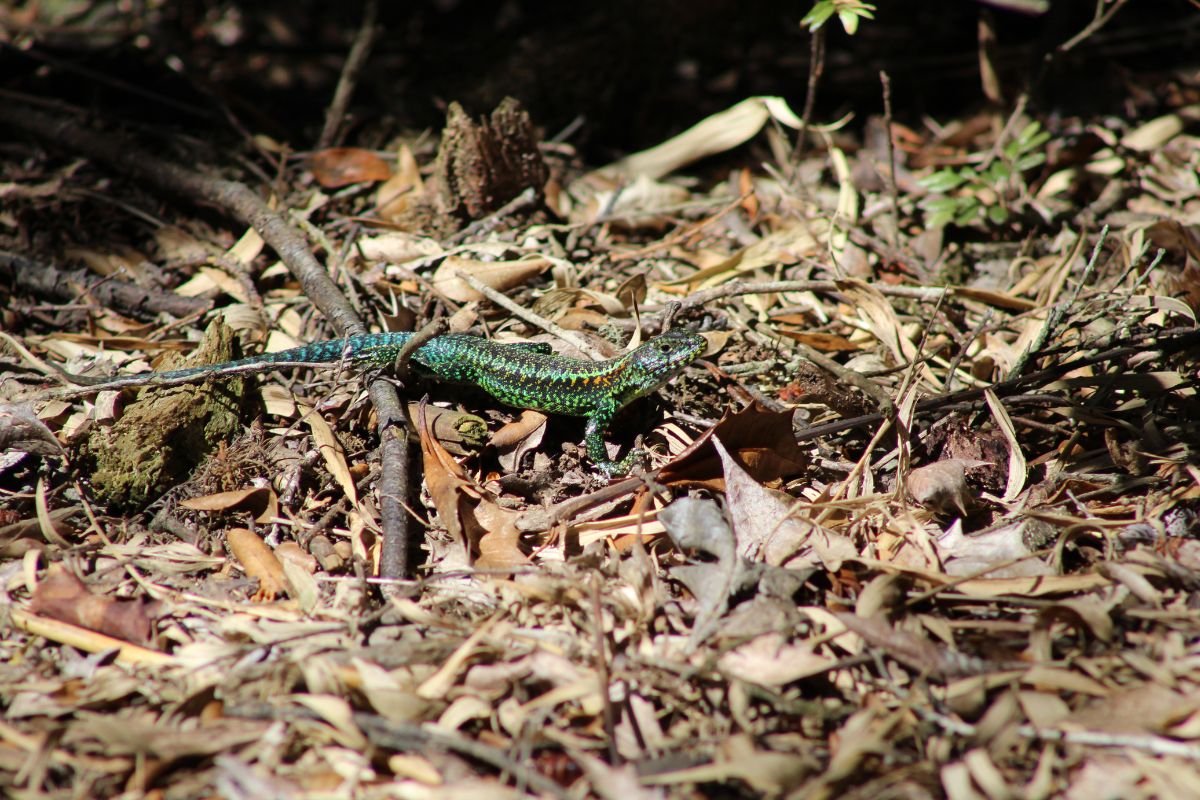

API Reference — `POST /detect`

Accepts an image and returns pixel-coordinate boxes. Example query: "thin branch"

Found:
[317,0,380,149]
[453,270,609,360]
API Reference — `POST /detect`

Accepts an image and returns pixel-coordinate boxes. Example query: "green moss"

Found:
[82,319,245,511]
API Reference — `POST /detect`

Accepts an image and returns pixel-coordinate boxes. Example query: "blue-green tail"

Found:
[156,332,416,379]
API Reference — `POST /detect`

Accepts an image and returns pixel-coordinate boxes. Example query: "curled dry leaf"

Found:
[602,96,803,180]
[358,231,445,263]
[430,255,552,303]
[307,147,393,188]
[375,143,425,221]
[302,407,358,506]
[717,632,834,687]
[0,403,67,458]
[937,516,1057,578]
[226,527,288,601]
[416,401,489,562]
[713,435,845,568]
[29,564,156,644]
[179,487,278,524]
[907,459,990,516]
[836,278,943,390]
[577,174,691,228]
[659,404,808,489]
[473,500,530,570]
[660,496,751,650]
[491,409,547,473]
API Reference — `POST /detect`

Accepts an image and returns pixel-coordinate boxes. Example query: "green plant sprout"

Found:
[802,0,876,35]
[919,121,1051,229]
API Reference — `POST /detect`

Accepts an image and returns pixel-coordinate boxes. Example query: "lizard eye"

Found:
[658,342,672,355]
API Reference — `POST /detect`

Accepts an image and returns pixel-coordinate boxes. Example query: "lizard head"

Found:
[615,329,705,405]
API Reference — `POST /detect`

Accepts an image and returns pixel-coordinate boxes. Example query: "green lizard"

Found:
[64,329,706,476]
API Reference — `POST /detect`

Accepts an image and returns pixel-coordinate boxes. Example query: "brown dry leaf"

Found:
[375,143,425,221]
[837,278,942,390]
[1,508,79,558]
[473,499,530,570]
[388,754,443,786]
[614,272,648,307]
[984,388,1026,502]
[574,509,665,547]
[417,402,487,560]
[358,231,445,263]
[907,459,990,516]
[76,710,272,760]
[152,224,209,263]
[1036,596,1115,643]
[642,732,812,794]
[308,147,392,188]
[674,219,829,290]
[1021,665,1110,697]
[717,632,834,686]
[430,255,553,303]
[836,612,980,680]
[63,244,152,282]
[35,477,73,548]
[302,406,358,505]
[491,410,547,473]
[1067,685,1200,735]
[776,329,863,352]
[951,286,1039,311]
[353,658,432,723]
[0,403,67,457]
[29,564,156,644]
[416,619,499,701]
[714,435,852,568]
[179,486,278,523]
[227,225,266,270]
[226,527,288,601]
[603,96,804,180]
[576,174,692,227]
[660,404,808,489]
[291,694,368,749]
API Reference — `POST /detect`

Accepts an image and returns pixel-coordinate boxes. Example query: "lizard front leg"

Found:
[584,396,641,477]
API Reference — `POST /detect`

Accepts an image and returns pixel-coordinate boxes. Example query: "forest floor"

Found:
[2,3,1200,799]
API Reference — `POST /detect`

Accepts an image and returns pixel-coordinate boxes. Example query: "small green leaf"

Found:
[987,204,1010,225]
[927,207,955,228]
[983,161,1011,184]
[921,196,958,213]
[801,2,836,31]
[954,197,982,226]
[1015,152,1046,171]
[920,168,967,193]
[1017,122,1048,149]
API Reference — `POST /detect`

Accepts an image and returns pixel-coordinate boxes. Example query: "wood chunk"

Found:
[435,98,548,221]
